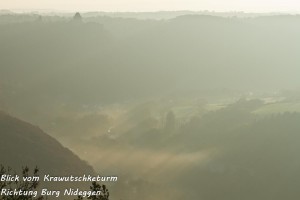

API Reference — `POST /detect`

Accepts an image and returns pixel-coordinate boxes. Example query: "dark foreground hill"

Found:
[0,111,95,184]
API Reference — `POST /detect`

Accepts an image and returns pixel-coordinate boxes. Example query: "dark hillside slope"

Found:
[0,111,95,176]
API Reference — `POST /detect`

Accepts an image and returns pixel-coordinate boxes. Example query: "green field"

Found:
[253,102,300,115]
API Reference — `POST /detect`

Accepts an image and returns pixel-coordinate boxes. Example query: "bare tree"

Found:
[0,165,43,200]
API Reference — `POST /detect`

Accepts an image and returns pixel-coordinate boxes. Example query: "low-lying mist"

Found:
[1,12,300,200]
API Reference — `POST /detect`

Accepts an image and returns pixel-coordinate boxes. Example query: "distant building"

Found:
[73,12,82,22]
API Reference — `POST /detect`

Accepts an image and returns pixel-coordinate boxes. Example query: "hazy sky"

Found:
[1,0,300,12]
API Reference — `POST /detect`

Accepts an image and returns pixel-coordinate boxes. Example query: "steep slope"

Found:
[0,111,95,176]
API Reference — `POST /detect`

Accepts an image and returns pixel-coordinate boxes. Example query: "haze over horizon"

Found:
[2,1,300,200]
[1,0,300,13]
